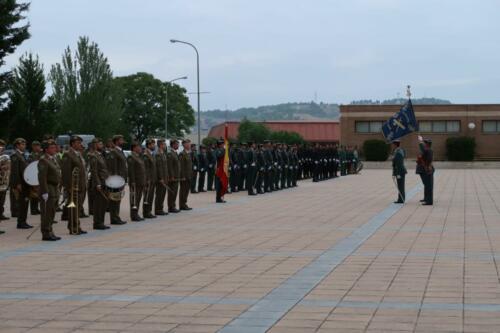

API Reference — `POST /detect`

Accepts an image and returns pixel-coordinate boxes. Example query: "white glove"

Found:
[396,175,401,179]
[42,193,49,201]
[418,135,423,142]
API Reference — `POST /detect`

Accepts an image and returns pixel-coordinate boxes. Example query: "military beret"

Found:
[14,138,26,145]
[70,135,83,144]
[0,139,6,146]
[32,140,41,146]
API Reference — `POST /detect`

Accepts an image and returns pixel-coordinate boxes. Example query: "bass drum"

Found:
[23,161,39,186]
[104,175,125,201]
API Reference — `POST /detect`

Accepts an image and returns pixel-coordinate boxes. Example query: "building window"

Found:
[418,120,460,133]
[483,120,500,133]
[355,121,382,133]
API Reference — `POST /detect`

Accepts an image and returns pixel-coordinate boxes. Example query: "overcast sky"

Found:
[6,0,500,110]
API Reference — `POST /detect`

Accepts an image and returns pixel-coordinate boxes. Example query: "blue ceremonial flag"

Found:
[382,99,419,142]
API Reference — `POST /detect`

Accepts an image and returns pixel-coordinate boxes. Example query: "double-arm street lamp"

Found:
[170,39,201,146]
[165,76,187,139]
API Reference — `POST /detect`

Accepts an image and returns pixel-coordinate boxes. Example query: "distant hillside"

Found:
[201,102,340,130]
[200,98,452,131]
[350,97,452,105]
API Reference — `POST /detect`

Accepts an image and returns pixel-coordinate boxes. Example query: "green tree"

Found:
[270,130,305,145]
[0,0,30,110]
[202,136,218,146]
[114,72,195,142]
[49,36,121,138]
[2,52,54,141]
[237,118,270,143]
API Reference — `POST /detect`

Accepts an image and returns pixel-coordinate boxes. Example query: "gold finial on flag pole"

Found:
[406,85,411,99]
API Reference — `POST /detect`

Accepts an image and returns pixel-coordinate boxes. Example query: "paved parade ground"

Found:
[1,169,500,333]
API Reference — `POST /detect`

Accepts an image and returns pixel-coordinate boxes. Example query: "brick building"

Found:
[208,120,340,144]
[340,104,500,160]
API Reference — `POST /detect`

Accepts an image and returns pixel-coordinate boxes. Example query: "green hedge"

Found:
[362,139,390,161]
[446,137,476,161]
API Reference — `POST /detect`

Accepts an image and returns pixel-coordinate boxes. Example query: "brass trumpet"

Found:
[130,183,137,210]
[68,167,80,235]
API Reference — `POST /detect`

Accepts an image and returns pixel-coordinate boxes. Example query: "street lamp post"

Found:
[165,76,187,139]
[170,39,201,147]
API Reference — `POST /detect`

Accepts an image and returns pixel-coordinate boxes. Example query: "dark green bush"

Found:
[362,139,390,161]
[446,137,476,161]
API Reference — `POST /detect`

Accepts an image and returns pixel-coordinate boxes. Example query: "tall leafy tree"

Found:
[114,72,195,142]
[49,36,121,138]
[237,118,271,143]
[0,0,30,111]
[2,52,55,141]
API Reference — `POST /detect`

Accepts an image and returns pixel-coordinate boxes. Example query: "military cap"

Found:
[216,139,224,145]
[130,141,141,149]
[69,135,83,144]
[91,137,102,144]
[112,134,125,144]
[241,142,248,146]
[145,138,155,145]
[191,143,196,147]
[263,140,271,144]
[32,140,41,146]
[14,138,26,145]
[0,139,6,146]
[182,139,191,144]
[392,139,401,143]
[424,138,432,144]
[247,141,253,145]
[200,144,206,149]
[157,139,165,144]
[42,139,57,150]
[170,139,179,146]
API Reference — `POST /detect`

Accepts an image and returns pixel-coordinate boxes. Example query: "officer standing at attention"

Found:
[178,139,193,210]
[128,141,146,221]
[154,139,168,216]
[206,144,216,191]
[246,142,257,196]
[197,145,208,192]
[190,143,199,194]
[62,136,87,235]
[391,140,407,204]
[106,135,128,225]
[88,138,111,229]
[86,139,96,216]
[167,140,180,213]
[10,138,33,229]
[37,139,62,241]
[142,139,157,219]
[416,136,434,205]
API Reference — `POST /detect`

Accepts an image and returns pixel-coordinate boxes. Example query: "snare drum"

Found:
[104,175,125,201]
